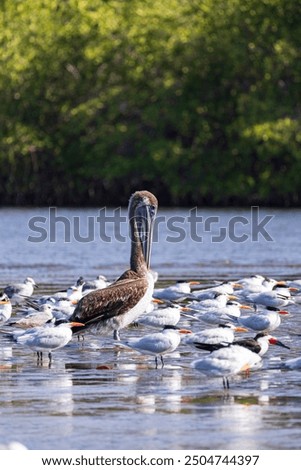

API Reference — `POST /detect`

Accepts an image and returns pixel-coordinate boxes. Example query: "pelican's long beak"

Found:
[136,203,157,268]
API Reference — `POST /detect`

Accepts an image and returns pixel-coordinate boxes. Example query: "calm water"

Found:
[0,206,301,284]
[0,207,301,450]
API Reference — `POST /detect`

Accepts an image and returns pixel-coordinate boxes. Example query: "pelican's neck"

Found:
[129,215,148,276]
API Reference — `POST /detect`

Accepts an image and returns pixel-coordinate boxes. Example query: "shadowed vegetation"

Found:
[1,0,301,206]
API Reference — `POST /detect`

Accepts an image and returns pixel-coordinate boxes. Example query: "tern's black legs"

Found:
[223,377,230,389]
[155,355,164,369]
[36,351,52,367]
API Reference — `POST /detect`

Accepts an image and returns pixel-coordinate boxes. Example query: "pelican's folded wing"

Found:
[70,276,148,327]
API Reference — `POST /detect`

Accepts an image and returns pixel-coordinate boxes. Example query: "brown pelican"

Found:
[70,190,158,340]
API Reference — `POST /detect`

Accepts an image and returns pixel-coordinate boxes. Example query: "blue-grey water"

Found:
[1,206,301,284]
[0,207,301,450]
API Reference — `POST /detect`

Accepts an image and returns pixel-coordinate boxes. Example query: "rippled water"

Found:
[0,206,301,284]
[0,207,301,450]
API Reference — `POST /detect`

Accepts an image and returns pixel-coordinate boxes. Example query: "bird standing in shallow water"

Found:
[183,323,248,347]
[137,302,193,328]
[8,304,54,329]
[70,190,158,340]
[120,325,192,368]
[232,332,290,356]
[231,307,289,332]
[153,280,199,302]
[191,344,262,389]
[15,318,84,364]
[4,277,38,304]
[81,275,109,295]
[193,332,290,356]
[0,293,12,325]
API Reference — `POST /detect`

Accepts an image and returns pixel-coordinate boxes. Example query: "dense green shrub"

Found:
[0,0,300,206]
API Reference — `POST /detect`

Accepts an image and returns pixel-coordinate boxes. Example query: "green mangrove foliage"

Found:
[0,0,301,206]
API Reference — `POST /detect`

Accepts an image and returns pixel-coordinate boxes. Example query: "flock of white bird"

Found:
[1,273,301,389]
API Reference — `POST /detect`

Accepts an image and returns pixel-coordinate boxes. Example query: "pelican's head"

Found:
[129,190,158,269]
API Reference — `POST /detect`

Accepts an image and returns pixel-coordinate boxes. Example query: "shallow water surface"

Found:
[0,206,301,284]
[0,207,301,450]
[0,285,301,450]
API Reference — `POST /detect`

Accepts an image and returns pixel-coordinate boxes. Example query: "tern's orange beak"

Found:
[228,295,238,300]
[0,300,10,305]
[278,310,289,315]
[70,322,85,327]
[240,305,253,310]
[152,298,165,304]
[235,326,248,332]
[289,287,299,292]
[275,281,287,286]
[179,328,192,334]
[180,306,193,312]
[189,281,200,285]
